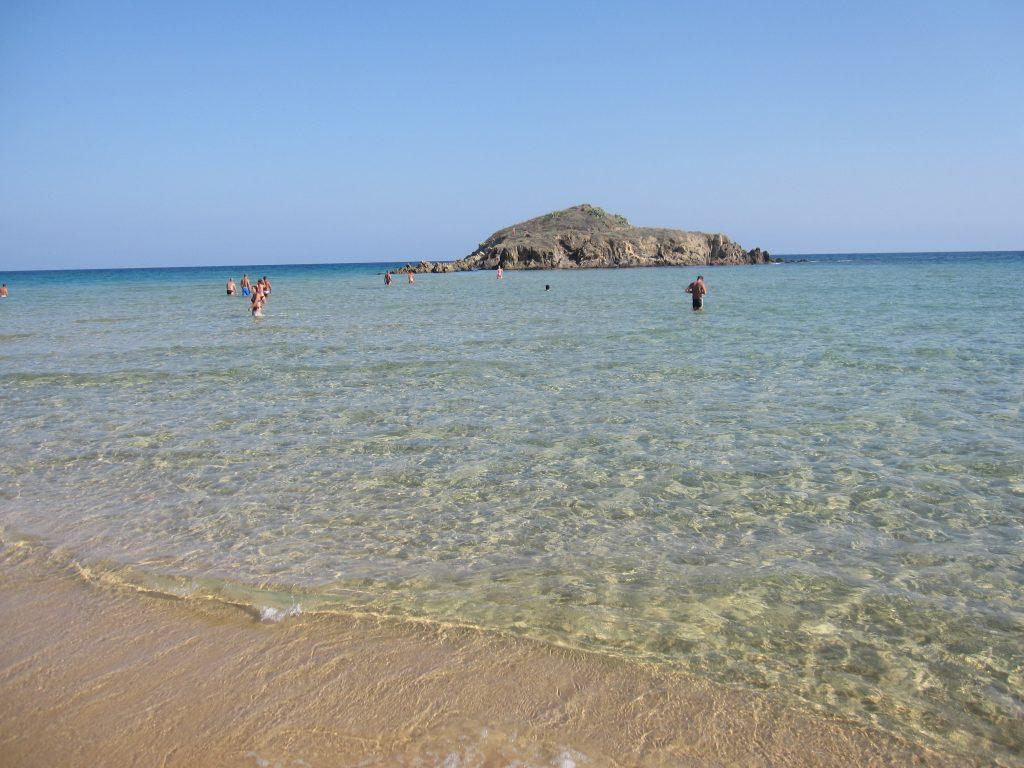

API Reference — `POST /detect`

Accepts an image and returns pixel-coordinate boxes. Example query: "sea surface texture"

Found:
[1,253,1022,763]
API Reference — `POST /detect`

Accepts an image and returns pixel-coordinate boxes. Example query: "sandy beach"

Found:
[4,2,1022,764]
[0,540,970,768]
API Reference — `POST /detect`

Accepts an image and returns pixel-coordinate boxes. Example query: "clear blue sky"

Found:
[2,1,1022,270]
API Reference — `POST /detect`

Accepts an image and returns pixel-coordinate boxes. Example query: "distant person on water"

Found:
[496,267,504,280]
[0,283,7,298]
[241,274,251,297]
[263,276,271,295]
[226,278,236,296]
[686,275,707,310]
[384,271,392,286]
[545,284,550,291]
[408,271,415,284]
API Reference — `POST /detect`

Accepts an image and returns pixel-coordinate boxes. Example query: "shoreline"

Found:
[0,542,970,768]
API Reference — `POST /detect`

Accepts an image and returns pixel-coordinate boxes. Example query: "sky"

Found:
[1,0,1022,270]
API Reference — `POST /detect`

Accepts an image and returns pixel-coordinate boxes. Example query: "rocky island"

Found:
[400,204,772,273]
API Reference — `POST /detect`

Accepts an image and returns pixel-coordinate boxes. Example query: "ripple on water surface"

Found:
[1,255,1023,763]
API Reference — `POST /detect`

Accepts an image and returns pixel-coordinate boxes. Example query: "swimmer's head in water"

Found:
[545,285,550,290]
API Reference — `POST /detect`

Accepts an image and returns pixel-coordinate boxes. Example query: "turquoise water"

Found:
[1,254,1022,762]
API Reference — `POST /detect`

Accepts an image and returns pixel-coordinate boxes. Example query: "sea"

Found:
[1,252,1022,763]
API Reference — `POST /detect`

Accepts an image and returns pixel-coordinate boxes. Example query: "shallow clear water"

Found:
[1,254,1022,762]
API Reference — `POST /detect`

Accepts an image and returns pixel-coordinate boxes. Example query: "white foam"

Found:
[555,749,581,768]
[244,751,309,767]
[258,603,302,622]
[431,743,584,768]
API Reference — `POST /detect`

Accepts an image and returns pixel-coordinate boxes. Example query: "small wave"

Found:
[245,742,583,768]
[72,317,133,325]
[0,528,488,637]
[435,744,583,768]
[244,752,309,768]
[258,604,303,622]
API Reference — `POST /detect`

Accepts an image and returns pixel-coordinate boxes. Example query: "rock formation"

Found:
[400,204,772,273]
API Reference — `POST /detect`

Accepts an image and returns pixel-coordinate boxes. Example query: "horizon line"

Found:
[2,249,1022,275]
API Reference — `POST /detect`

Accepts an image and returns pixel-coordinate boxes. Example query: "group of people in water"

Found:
[216,269,707,318]
[226,273,271,316]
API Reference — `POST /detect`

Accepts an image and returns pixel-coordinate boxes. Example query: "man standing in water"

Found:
[226,277,236,296]
[0,283,8,298]
[686,275,707,310]
[241,274,251,297]
[384,271,392,286]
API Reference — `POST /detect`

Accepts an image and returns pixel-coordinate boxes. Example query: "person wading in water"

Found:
[686,275,707,310]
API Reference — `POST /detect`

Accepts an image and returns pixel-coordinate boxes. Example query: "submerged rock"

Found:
[401,204,773,273]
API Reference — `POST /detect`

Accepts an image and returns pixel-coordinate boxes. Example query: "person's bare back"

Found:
[686,276,707,310]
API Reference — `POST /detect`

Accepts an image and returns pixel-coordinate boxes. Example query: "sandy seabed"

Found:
[0,545,969,768]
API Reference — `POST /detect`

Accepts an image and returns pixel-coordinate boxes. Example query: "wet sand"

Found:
[0,545,969,768]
